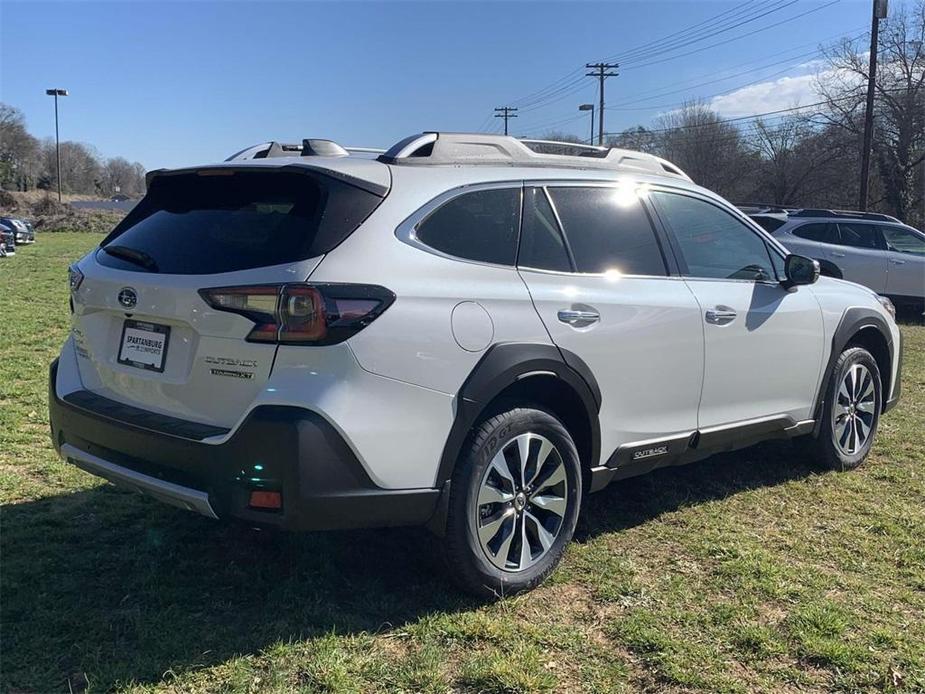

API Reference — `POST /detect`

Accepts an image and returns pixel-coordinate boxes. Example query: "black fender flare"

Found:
[434,343,601,487]
[812,307,896,434]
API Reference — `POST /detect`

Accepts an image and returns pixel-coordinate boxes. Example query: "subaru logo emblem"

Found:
[118,287,137,309]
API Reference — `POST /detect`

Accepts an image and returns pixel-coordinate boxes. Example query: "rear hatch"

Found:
[70,164,387,428]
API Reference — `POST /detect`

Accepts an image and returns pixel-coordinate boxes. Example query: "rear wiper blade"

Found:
[103,244,158,271]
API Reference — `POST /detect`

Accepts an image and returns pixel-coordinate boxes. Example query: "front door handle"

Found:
[889,258,906,265]
[705,306,737,325]
[557,309,600,326]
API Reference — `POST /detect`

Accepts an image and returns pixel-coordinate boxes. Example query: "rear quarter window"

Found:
[97,170,383,274]
[791,223,835,243]
[413,188,522,266]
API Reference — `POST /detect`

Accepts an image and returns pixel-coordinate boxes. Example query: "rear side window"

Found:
[98,171,383,274]
[415,188,521,266]
[837,223,882,249]
[792,222,835,242]
[547,187,666,275]
[518,187,571,272]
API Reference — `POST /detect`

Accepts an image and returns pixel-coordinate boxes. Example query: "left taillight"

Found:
[199,283,395,345]
[68,264,84,292]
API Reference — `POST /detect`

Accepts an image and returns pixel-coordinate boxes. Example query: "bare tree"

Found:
[816,0,925,226]
[39,139,102,195]
[606,126,659,154]
[653,101,755,200]
[0,103,41,191]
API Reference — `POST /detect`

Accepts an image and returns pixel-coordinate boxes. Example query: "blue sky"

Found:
[0,0,890,170]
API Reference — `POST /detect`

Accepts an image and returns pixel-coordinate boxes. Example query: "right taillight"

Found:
[199,283,395,345]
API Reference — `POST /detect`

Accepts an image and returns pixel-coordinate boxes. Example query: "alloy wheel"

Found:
[474,433,569,572]
[833,363,876,455]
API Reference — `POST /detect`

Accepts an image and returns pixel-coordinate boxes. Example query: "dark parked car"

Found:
[0,225,14,256]
[0,217,33,245]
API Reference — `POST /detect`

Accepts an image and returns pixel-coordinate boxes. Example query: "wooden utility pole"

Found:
[858,0,888,210]
[585,63,619,145]
[494,106,518,136]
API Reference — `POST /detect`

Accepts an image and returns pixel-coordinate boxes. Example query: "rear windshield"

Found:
[97,170,383,274]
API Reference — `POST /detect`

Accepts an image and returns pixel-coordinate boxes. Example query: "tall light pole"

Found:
[858,0,887,211]
[45,88,68,202]
[579,104,595,145]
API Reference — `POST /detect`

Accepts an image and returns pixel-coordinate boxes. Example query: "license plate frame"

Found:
[117,319,171,373]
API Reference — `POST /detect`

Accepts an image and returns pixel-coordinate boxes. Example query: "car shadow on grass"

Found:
[1,440,814,691]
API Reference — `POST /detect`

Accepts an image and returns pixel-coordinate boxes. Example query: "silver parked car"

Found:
[51,133,902,596]
[745,207,925,312]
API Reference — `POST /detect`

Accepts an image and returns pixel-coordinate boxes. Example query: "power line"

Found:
[497,0,841,121]
[609,27,865,106]
[603,89,904,138]
[512,26,866,140]
[621,0,843,71]
[609,0,800,66]
[502,0,767,112]
[494,106,518,135]
[586,63,619,145]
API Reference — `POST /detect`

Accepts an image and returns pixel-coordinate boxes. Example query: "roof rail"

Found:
[735,202,794,214]
[789,208,901,223]
[226,140,386,161]
[377,132,692,181]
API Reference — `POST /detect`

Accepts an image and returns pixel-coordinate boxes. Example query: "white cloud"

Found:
[707,60,868,118]
[709,73,822,117]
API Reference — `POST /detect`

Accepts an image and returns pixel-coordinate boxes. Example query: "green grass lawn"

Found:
[1,234,923,693]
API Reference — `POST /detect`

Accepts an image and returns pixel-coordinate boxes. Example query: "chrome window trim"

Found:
[394,180,525,271]
[518,265,688,281]
[394,177,772,280]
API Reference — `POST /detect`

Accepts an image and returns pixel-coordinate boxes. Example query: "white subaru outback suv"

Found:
[50,133,902,596]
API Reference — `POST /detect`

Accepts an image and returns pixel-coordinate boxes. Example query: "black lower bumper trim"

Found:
[48,360,441,531]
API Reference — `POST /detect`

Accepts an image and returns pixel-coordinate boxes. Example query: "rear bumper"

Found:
[49,360,441,531]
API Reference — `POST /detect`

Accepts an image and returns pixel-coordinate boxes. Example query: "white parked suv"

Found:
[50,133,902,596]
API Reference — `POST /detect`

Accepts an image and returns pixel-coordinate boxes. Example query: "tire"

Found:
[443,407,582,597]
[799,346,882,471]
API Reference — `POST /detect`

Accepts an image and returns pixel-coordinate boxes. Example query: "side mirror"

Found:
[784,254,820,287]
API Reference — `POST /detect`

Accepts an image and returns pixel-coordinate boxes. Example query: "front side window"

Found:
[836,223,882,250]
[792,222,835,243]
[414,188,521,266]
[881,225,925,255]
[546,186,666,275]
[652,192,776,281]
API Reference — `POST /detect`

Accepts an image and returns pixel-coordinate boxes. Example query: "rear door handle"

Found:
[889,258,906,265]
[557,309,600,326]
[831,251,846,258]
[705,306,737,325]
